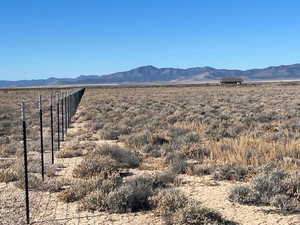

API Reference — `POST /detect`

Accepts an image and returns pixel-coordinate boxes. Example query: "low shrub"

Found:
[101,123,131,140]
[149,189,188,216]
[165,127,190,140]
[187,164,214,176]
[46,165,58,177]
[172,201,238,225]
[27,159,42,173]
[142,144,162,158]
[228,184,260,205]
[94,144,140,168]
[181,144,208,161]
[0,168,18,183]
[0,144,17,157]
[15,173,66,192]
[16,158,59,178]
[60,173,122,203]
[56,141,85,158]
[43,178,67,193]
[56,149,83,158]
[166,151,188,174]
[15,174,43,190]
[251,170,287,203]
[154,170,177,187]
[106,176,155,213]
[91,122,104,132]
[212,164,247,181]
[270,194,299,213]
[80,175,156,213]
[73,155,120,178]
[79,190,108,211]
[120,132,150,148]
[229,169,300,212]
[0,159,14,169]
[150,134,169,145]
[59,180,94,203]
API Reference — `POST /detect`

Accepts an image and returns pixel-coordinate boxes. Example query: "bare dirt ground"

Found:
[2,108,300,225]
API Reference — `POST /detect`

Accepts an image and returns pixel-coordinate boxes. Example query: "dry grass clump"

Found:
[229,168,300,212]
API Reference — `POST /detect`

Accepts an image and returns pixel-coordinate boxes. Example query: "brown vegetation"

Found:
[3,84,300,224]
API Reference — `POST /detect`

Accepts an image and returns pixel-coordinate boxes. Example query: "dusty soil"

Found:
[1,109,300,225]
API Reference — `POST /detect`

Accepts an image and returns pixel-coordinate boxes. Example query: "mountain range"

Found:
[1,63,300,88]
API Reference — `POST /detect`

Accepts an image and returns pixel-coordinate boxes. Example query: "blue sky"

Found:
[0,0,300,80]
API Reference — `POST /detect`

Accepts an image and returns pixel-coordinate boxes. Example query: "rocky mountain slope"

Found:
[1,64,300,87]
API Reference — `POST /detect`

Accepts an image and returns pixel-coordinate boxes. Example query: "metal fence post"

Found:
[21,102,30,224]
[61,92,64,141]
[39,95,45,181]
[50,94,54,164]
[57,93,60,150]
[64,92,67,136]
[68,91,70,128]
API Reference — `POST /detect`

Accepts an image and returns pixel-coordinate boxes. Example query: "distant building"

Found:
[220,77,243,85]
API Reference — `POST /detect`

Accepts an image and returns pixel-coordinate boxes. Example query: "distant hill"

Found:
[1,63,300,88]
